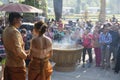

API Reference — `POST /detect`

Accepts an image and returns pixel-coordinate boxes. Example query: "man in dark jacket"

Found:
[109,25,119,63]
[114,46,120,73]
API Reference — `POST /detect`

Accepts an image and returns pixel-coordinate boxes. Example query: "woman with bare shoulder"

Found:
[28,21,53,80]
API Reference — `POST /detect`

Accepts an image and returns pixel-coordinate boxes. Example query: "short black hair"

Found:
[8,12,23,24]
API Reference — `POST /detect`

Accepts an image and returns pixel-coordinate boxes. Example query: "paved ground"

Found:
[0,54,119,80]
[0,61,119,80]
[52,63,120,80]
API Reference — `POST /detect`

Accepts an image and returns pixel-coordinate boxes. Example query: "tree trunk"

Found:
[76,0,81,14]
[116,0,120,13]
[99,0,106,23]
[53,0,63,21]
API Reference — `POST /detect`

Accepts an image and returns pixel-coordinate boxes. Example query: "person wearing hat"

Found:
[2,12,27,80]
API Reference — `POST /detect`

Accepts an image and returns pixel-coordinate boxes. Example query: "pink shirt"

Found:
[82,33,93,48]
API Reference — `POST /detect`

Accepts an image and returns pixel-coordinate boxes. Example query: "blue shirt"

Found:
[99,32,112,45]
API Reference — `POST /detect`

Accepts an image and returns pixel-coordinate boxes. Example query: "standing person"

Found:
[28,21,53,80]
[45,27,54,40]
[53,22,65,42]
[82,28,93,67]
[92,27,101,67]
[71,28,82,44]
[99,24,112,69]
[0,19,5,57]
[111,15,118,23]
[109,25,119,63]
[114,26,120,73]
[20,28,28,50]
[20,29,31,67]
[0,19,6,80]
[114,46,120,73]
[2,12,27,80]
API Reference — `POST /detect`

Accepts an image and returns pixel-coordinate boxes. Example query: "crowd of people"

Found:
[0,12,119,80]
[45,16,120,73]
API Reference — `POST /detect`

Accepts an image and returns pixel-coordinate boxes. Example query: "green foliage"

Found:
[39,0,48,17]
[18,0,25,3]
[22,0,48,17]
[39,0,47,12]
[47,0,53,8]
[22,0,39,8]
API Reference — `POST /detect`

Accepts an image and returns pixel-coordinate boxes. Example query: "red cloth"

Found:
[82,33,93,48]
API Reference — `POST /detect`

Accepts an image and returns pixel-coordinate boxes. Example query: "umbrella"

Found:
[0,3,43,13]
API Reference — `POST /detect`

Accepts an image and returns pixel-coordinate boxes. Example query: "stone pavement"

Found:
[52,63,120,80]
[0,62,120,80]
[1,55,119,80]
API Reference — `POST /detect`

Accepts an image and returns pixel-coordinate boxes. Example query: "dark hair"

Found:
[20,29,27,34]
[103,24,109,29]
[8,12,23,24]
[34,21,48,36]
